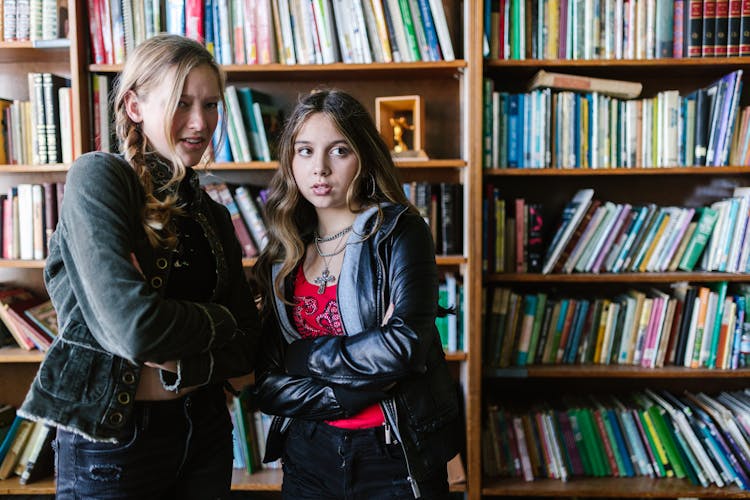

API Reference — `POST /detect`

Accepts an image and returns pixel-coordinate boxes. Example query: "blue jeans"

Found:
[55,385,233,500]
[281,419,449,500]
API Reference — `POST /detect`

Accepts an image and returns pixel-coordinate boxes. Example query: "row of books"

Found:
[482,190,544,274]
[2,0,68,41]
[0,407,53,484]
[485,0,750,60]
[481,70,744,169]
[219,86,281,162]
[203,182,268,258]
[437,272,462,353]
[540,187,750,275]
[229,392,280,474]
[0,287,58,352]
[89,0,455,66]
[485,388,750,489]
[404,181,463,256]
[0,182,63,261]
[1,73,74,166]
[484,281,750,370]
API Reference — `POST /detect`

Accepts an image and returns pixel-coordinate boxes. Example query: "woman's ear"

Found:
[123,90,143,124]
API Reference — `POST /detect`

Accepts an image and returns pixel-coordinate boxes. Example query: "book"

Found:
[542,189,595,274]
[23,299,58,339]
[528,70,643,99]
[0,418,33,479]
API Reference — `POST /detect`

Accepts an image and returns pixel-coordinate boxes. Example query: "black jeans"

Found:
[281,419,449,500]
[55,385,233,500]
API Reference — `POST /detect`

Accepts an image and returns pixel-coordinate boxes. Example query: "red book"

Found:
[515,198,526,273]
[728,0,742,54]
[741,0,750,55]
[714,0,730,56]
[185,0,205,41]
[702,0,718,56]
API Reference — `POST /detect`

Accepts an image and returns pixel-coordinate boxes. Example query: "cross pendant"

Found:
[314,269,335,294]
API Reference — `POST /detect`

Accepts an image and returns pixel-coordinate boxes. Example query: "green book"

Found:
[396,0,422,61]
[706,281,728,368]
[525,292,548,365]
[568,410,594,476]
[678,207,719,271]
[645,404,687,479]
[579,407,610,476]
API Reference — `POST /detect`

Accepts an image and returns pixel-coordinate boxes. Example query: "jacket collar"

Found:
[271,203,409,343]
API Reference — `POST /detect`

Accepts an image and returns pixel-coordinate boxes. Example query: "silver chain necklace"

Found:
[312,231,349,294]
[315,225,353,243]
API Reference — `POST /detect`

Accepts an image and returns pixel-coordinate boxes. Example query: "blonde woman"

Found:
[253,89,460,499]
[19,34,259,499]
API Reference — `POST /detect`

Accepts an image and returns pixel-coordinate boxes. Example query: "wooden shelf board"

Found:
[484,166,750,176]
[231,468,282,491]
[0,259,45,269]
[207,159,466,171]
[485,272,750,283]
[445,351,467,362]
[0,164,69,173]
[0,476,55,495]
[0,347,44,363]
[482,476,749,498]
[91,61,468,79]
[244,255,466,268]
[0,43,69,63]
[485,57,750,69]
[485,365,750,379]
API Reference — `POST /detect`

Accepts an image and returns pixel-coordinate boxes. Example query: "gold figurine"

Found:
[389,116,415,153]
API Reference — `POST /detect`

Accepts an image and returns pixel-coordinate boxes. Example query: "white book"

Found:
[681,296,701,368]
[330,0,354,63]
[360,0,385,62]
[445,272,458,352]
[385,0,412,62]
[234,186,268,250]
[31,184,44,260]
[542,189,595,274]
[727,196,748,272]
[347,0,371,63]
[699,291,718,368]
[311,0,338,63]
[58,87,73,164]
[17,183,34,260]
[224,86,252,162]
[428,0,454,60]
[276,0,297,64]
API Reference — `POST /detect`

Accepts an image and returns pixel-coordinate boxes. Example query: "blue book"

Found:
[606,409,635,477]
[0,416,23,465]
[204,0,214,56]
[507,94,520,168]
[416,0,442,60]
[563,300,590,364]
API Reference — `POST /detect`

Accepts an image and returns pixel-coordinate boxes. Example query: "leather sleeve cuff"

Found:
[284,339,314,376]
[333,386,386,415]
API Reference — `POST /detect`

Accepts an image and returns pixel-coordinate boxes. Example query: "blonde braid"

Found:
[121,121,179,249]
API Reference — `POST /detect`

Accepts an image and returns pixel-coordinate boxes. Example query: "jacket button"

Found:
[122,372,135,385]
[109,412,124,425]
[117,392,131,405]
[156,258,168,269]
[150,276,163,288]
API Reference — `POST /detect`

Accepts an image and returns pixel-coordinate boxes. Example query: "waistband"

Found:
[292,418,392,443]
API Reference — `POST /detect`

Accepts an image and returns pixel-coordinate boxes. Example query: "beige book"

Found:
[528,69,643,100]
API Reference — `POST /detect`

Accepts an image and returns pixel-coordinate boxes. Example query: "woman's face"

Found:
[292,112,360,213]
[127,64,220,167]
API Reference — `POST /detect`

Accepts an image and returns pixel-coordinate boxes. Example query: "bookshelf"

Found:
[478,1,750,497]
[0,0,482,497]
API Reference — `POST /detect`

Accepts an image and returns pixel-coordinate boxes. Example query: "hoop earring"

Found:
[367,173,377,199]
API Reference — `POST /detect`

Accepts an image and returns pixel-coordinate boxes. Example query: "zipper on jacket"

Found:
[381,398,421,499]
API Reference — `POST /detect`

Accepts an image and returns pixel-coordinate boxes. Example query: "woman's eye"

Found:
[177,101,189,108]
[331,146,349,157]
[205,101,218,109]
[296,147,312,156]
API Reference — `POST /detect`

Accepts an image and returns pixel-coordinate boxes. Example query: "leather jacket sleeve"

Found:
[162,205,261,389]
[284,213,439,391]
[50,154,237,364]
[252,313,388,419]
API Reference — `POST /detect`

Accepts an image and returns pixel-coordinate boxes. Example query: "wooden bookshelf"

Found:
[485,366,750,379]
[486,272,750,283]
[483,476,750,498]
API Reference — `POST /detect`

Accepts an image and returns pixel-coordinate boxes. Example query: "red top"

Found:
[292,265,384,429]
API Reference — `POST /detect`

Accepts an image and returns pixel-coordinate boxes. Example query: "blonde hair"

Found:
[254,89,414,305]
[113,34,226,249]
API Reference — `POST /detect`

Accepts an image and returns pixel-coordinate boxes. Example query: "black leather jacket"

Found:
[252,204,461,497]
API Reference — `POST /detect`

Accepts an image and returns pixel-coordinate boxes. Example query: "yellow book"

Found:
[641,408,674,477]
[632,297,654,365]
[592,299,611,364]
[638,212,671,272]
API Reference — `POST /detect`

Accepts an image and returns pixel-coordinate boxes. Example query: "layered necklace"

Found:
[312,225,352,294]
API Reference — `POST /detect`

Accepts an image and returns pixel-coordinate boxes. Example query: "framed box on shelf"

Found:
[375,95,428,161]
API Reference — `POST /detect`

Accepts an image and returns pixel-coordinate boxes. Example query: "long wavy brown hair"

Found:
[113,34,226,249]
[253,89,415,306]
